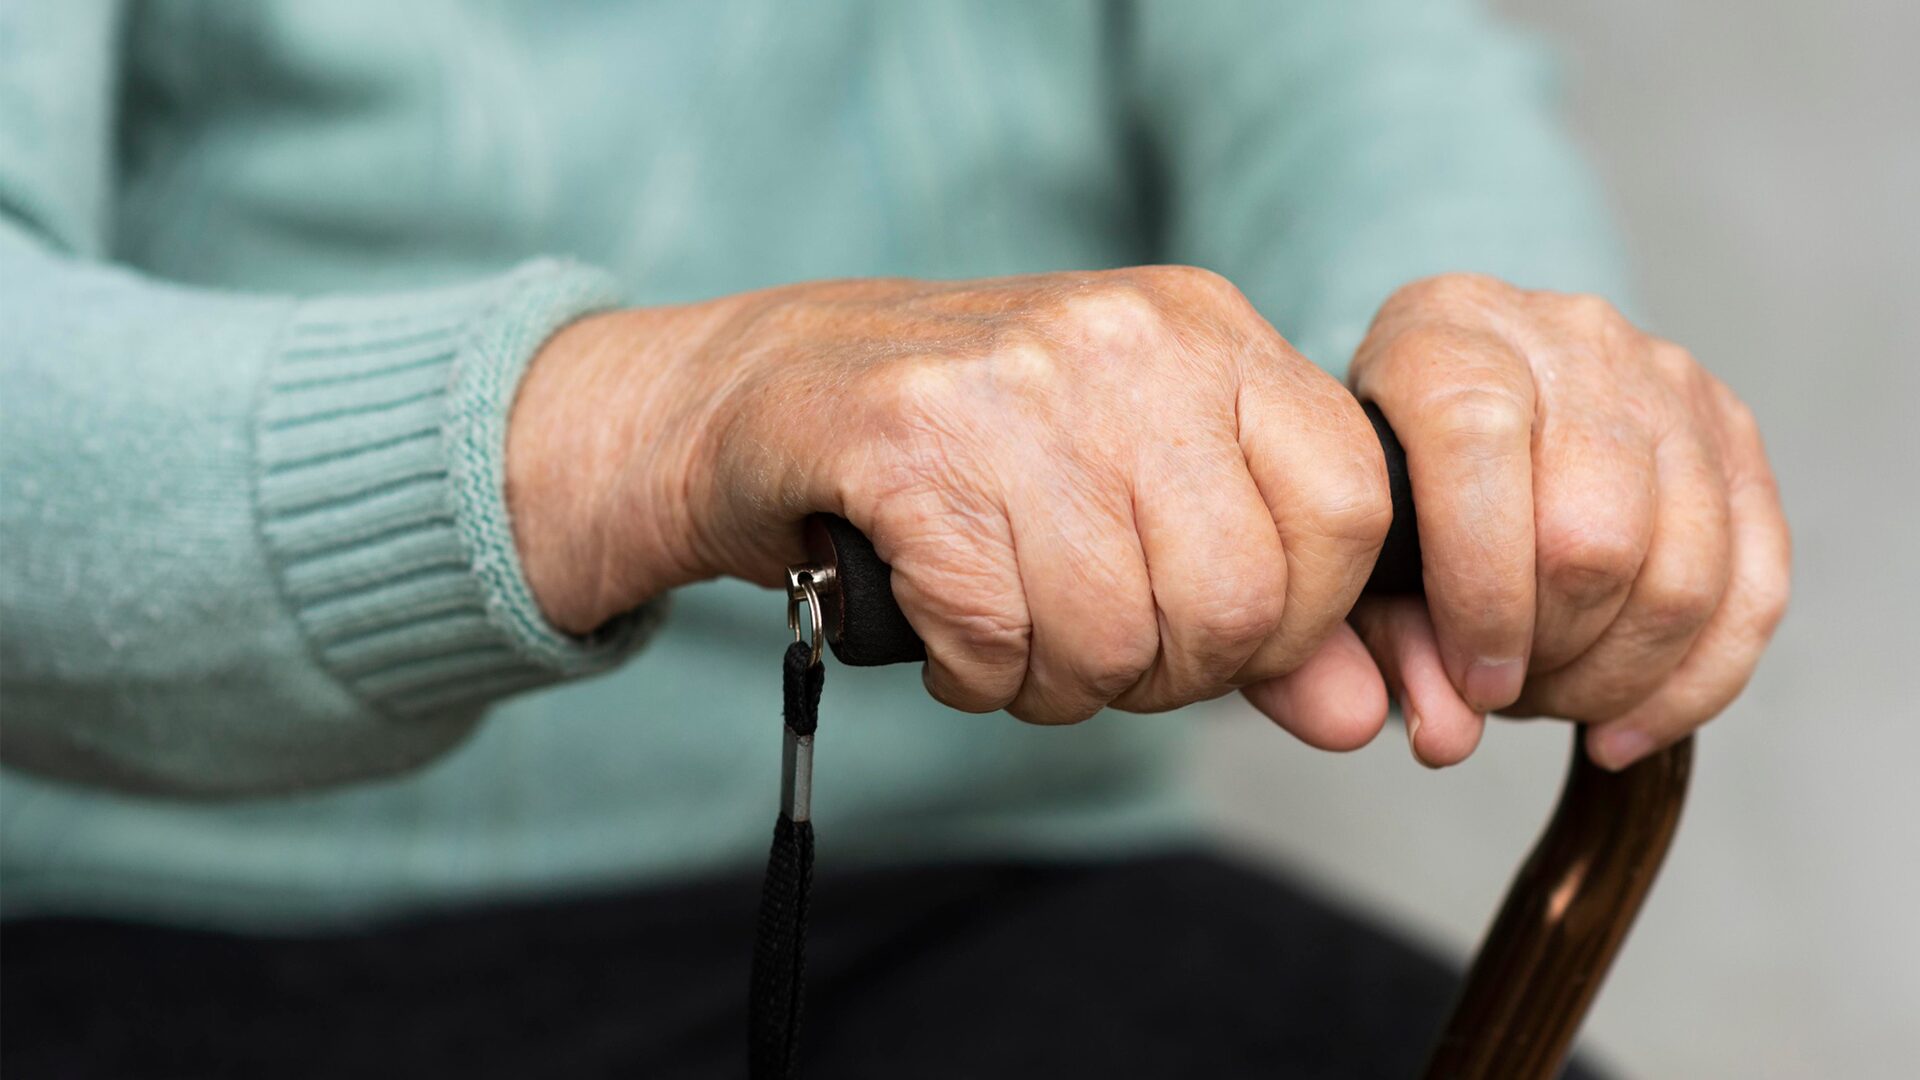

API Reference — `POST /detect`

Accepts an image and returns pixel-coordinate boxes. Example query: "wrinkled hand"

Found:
[1320,274,1791,770]
[510,269,1788,767]
[510,268,1397,732]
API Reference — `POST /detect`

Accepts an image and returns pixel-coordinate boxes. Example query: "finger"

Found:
[1528,389,1656,672]
[1585,395,1790,768]
[884,500,1033,715]
[1352,322,1538,712]
[1004,477,1159,725]
[1234,355,1392,681]
[1239,623,1388,752]
[1111,427,1290,712]
[1510,419,1732,721]
[1349,597,1486,767]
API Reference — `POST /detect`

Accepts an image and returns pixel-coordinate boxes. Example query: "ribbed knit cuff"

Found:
[255,259,660,717]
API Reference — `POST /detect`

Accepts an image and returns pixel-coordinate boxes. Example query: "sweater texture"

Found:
[0,0,1625,929]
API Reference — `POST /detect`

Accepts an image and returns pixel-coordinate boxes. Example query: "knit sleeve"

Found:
[0,5,657,795]
[1128,0,1633,376]
[256,262,659,720]
[0,233,663,796]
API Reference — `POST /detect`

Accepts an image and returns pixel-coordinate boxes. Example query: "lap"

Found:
[1,851,1607,1079]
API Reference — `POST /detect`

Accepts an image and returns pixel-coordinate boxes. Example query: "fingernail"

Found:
[1593,728,1654,771]
[1464,658,1526,711]
[1403,699,1437,769]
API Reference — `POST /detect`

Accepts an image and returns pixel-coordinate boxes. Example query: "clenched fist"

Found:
[512,268,1395,734]
[508,268,1788,769]
[1334,274,1790,769]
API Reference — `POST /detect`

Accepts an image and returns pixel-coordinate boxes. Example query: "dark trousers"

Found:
[2,851,1606,1078]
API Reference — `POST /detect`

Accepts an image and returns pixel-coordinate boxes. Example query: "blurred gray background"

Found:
[1196,2,1919,1076]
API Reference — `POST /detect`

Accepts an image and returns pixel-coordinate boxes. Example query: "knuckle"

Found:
[1149,265,1257,323]
[1311,458,1394,548]
[1651,341,1701,384]
[1721,391,1761,438]
[1185,585,1287,657]
[1435,566,1534,628]
[1560,291,1626,334]
[982,335,1063,392]
[942,606,1032,670]
[1371,319,1513,382]
[1415,384,1533,451]
[1478,577,1538,626]
[1749,571,1792,638]
[1059,280,1170,348]
[1009,695,1095,727]
[925,670,1003,713]
[1537,521,1642,607]
[1070,626,1160,701]
[1142,263,1235,297]
[866,352,964,423]
[1394,272,1509,311]
[1635,572,1723,640]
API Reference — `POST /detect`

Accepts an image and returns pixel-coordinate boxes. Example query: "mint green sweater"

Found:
[0,0,1623,930]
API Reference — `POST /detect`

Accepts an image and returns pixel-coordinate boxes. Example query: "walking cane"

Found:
[751,403,1692,1079]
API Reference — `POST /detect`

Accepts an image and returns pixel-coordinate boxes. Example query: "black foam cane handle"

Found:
[808,402,1421,667]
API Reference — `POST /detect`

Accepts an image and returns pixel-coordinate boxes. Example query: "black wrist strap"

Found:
[748,641,823,1080]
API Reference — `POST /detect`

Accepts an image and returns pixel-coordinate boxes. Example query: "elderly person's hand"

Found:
[510,268,1394,735]
[1335,273,1790,769]
[508,267,1788,766]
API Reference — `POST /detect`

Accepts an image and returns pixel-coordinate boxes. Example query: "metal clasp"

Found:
[785,564,834,668]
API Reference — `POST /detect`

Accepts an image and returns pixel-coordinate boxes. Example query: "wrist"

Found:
[505,301,742,635]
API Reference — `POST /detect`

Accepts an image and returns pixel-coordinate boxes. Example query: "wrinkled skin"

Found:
[508,268,1789,770]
